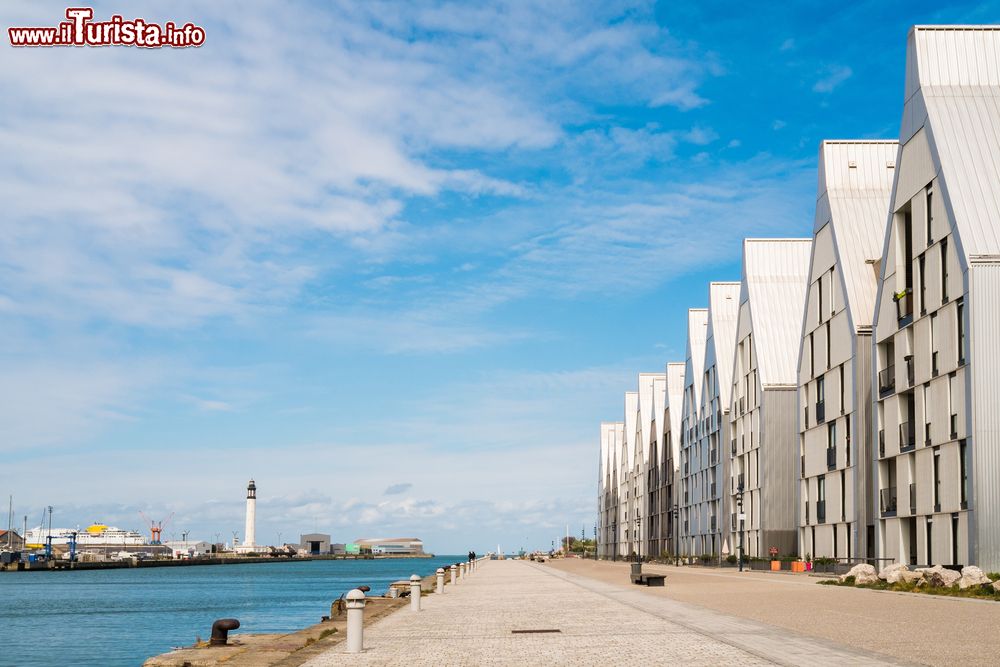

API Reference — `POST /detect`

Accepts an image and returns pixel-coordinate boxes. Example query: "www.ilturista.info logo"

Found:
[8,7,206,48]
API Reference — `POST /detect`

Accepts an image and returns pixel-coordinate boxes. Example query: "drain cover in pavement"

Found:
[511,629,561,634]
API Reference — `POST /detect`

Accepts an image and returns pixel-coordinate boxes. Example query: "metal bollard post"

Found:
[410,574,422,611]
[345,589,366,654]
[450,564,457,584]
[436,568,445,594]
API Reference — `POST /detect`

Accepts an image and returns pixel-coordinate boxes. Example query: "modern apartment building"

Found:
[598,421,622,559]
[635,372,664,560]
[730,239,811,558]
[686,283,741,558]
[621,391,639,557]
[798,140,897,562]
[646,375,668,557]
[873,26,1000,570]
[659,362,686,557]
[679,308,709,557]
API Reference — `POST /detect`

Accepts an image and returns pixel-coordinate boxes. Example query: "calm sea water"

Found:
[0,556,462,667]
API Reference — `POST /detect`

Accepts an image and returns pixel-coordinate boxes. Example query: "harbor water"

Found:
[0,556,462,666]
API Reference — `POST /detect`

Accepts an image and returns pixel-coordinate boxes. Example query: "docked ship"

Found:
[24,523,146,548]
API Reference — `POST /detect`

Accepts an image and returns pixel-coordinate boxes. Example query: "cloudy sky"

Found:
[2,0,996,554]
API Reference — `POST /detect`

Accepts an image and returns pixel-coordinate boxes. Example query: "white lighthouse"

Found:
[243,478,256,548]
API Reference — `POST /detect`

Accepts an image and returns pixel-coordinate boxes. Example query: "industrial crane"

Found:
[139,511,174,545]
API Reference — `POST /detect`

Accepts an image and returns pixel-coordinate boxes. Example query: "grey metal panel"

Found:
[970,262,1000,570]
[708,282,742,407]
[761,387,799,555]
[665,362,686,468]
[742,239,813,386]
[854,333,874,560]
[907,27,1000,259]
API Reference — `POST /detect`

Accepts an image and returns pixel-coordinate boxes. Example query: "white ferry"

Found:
[24,523,146,548]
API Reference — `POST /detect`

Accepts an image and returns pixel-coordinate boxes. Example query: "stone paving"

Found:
[302,559,907,666]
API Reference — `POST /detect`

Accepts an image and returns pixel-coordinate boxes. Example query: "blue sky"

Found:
[2,1,997,554]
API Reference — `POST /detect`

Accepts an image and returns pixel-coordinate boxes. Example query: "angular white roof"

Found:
[901,26,1000,258]
[815,140,897,329]
[683,309,709,411]
[623,391,638,470]
[637,372,663,465]
[706,282,742,406]
[600,421,615,492]
[652,375,666,458]
[664,361,686,467]
[740,239,812,386]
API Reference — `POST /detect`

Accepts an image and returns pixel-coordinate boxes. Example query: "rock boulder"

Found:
[958,565,991,590]
[841,563,878,585]
[878,563,909,584]
[917,565,961,588]
[898,570,925,585]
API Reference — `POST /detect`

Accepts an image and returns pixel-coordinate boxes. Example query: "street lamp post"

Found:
[634,516,641,563]
[737,482,745,572]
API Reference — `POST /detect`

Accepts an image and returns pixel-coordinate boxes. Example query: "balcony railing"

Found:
[826,446,837,470]
[900,421,915,452]
[816,401,826,424]
[878,365,896,396]
[879,429,885,458]
[909,483,917,514]
[894,288,913,326]
[817,500,826,524]
[880,487,898,517]
[905,355,914,386]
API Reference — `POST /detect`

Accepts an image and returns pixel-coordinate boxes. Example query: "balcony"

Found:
[909,483,917,514]
[879,429,885,458]
[895,288,913,326]
[878,365,896,397]
[815,401,826,424]
[880,487,898,517]
[900,421,915,452]
[826,446,837,470]
[905,355,914,387]
[816,500,826,524]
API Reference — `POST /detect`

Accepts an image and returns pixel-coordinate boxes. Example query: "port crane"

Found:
[139,511,174,545]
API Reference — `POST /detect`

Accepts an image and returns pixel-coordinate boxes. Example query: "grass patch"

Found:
[818,577,1000,601]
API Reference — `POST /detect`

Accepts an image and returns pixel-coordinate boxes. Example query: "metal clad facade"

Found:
[761,387,799,556]
[971,262,1000,569]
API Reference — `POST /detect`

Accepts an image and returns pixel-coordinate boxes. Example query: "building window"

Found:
[841,469,846,521]
[933,448,942,512]
[829,269,836,315]
[957,299,966,364]
[960,440,968,509]
[827,421,837,471]
[927,518,934,565]
[926,187,934,246]
[845,414,851,466]
[919,253,927,315]
[826,321,831,370]
[951,514,959,564]
[818,275,824,325]
[809,333,815,377]
[941,239,949,303]
[931,312,938,376]
[839,364,845,414]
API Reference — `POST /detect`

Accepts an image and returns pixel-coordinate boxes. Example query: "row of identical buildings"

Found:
[597,26,1000,570]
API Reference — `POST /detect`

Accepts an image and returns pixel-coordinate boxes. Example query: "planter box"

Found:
[770,560,781,571]
[791,561,805,573]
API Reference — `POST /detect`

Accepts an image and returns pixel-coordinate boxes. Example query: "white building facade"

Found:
[730,239,811,558]
[873,26,1000,570]
[679,308,709,558]
[798,140,897,562]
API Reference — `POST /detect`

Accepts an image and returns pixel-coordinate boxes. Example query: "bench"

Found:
[629,563,666,587]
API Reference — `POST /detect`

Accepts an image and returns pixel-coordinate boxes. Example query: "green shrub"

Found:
[699,553,713,563]
[726,554,737,564]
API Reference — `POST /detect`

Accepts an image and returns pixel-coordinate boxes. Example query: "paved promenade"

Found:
[303,559,906,666]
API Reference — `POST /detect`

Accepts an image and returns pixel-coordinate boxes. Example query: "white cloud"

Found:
[813,65,853,93]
